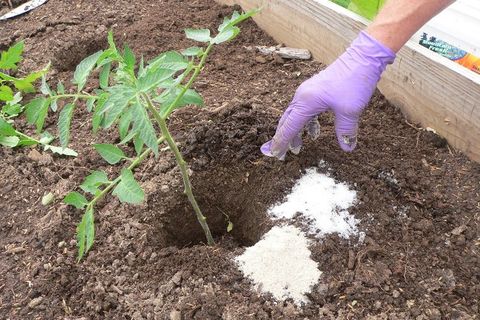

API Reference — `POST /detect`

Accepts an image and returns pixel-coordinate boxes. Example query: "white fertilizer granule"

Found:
[235,225,322,304]
[268,168,358,238]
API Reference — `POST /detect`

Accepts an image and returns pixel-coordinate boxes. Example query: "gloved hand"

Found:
[261,31,396,160]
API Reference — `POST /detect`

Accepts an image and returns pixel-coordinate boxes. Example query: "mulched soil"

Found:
[1,0,479,319]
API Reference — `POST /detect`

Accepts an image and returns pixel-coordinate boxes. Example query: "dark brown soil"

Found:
[1,0,479,319]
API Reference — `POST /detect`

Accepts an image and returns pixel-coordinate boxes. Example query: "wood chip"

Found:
[256,46,311,60]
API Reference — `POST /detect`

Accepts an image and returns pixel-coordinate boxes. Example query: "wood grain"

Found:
[216,0,480,162]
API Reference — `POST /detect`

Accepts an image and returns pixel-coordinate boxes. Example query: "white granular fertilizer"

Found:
[269,168,358,238]
[235,225,322,304]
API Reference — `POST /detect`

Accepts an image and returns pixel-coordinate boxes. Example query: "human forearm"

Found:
[366,0,455,52]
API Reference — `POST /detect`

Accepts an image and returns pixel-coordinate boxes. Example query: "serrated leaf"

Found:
[80,170,110,195]
[182,47,203,57]
[39,131,54,144]
[0,117,16,135]
[25,97,48,133]
[118,129,137,145]
[43,145,78,157]
[76,206,95,261]
[133,134,143,155]
[0,136,19,147]
[185,29,211,43]
[58,103,74,148]
[73,50,104,92]
[137,67,177,93]
[123,45,136,71]
[96,85,136,128]
[0,85,14,101]
[131,100,158,155]
[94,143,126,164]
[218,9,258,32]
[56,81,65,95]
[99,62,111,89]
[64,191,88,209]
[86,98,95,112]
[118,108,132,140]
[212,26,240,44]
[50,100,58,112]
[0,41,24,70]
[40,74,53,96]
[41,192,54,206]
[112,169,144,204]
[157,88,204,117]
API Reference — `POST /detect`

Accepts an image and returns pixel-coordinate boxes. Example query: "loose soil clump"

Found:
[1,0,479,319]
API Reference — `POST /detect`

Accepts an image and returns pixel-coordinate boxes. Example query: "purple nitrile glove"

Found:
[261,31,396,160]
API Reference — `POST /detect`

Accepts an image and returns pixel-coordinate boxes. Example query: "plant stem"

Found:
[15,130,40,144]
[52,94,98,100]
[163,44,214,118]
[142,93,215,245]
[87,136,166,208]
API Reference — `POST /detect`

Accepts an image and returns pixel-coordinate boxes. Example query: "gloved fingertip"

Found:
[260,141,286,160]
[306,118,321,140]
[337,134,357,152]
[289,134,303,155]
[260,141,274,157]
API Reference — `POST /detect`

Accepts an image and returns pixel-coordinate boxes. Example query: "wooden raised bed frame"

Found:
[216,0,480,162]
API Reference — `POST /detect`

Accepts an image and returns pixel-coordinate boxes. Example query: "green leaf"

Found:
[58,103,75,148]
[43,145,78,157]
[133,134,143,155]
[40,74,53,96]
[0,136,19,147]
[0,117,16,135]
[112,169,144,204]
[118,108,132,140]
[218,9,259,32]
[131,100,158,155]
[39,131,54,144]
[41,192,55,206]
[107,31,118,53]
[56,81,65,95]
[137,67,177,93]
[0,41,24,70]
[50,100,58,112]
[118,129,137,145]
[25,97,49,133]
[157,88,204,118]
[99,62,111,89]
[64,191,88,209]
[80,170,110,195]
[94,143,126,164]
[96,85,136,128]
[0,85,14,101]
[123,45,136,71]
[227,221,234,233]
[76,206,95,261]
[185,29,211,43]
[182,47,204,57]
[73,50,104,92]
[212,26,240,44]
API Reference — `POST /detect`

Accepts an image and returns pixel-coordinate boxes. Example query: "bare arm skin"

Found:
[366,0,455,52]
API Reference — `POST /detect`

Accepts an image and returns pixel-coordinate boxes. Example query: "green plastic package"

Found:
[331,0,386,20]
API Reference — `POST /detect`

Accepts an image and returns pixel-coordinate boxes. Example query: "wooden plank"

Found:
[216,0,480,162]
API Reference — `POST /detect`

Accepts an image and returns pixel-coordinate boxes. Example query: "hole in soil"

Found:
[52,36,106,72]
[152,164,279,248]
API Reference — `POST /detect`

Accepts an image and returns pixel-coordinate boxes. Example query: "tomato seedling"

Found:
[58,10,257,260]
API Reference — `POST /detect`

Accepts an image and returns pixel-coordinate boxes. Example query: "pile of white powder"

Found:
[269,168,358,238]
[235,167,361,305]
[235,225,322,304]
